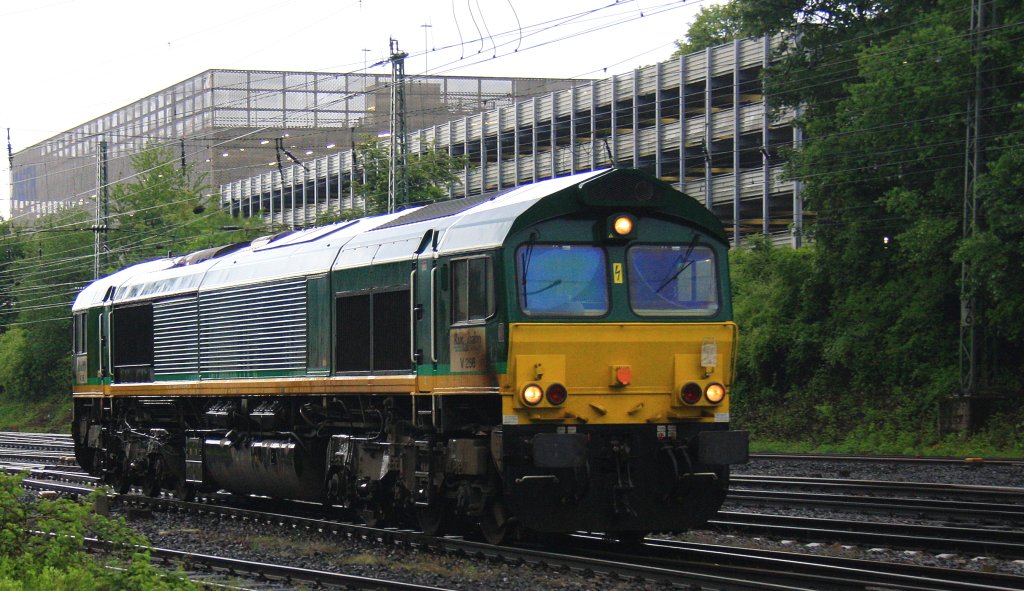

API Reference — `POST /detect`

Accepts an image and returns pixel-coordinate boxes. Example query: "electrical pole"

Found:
[421,23,432,73]
[388,38,408,213]
[958,0,993,430]
[93,138,109,279]
[6,129,12,217]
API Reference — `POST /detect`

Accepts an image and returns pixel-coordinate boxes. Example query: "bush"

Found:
[0,473,196,590]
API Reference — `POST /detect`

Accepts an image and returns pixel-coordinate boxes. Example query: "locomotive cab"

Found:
[493,169,748,537]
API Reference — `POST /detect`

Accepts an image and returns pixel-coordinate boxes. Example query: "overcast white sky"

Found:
[1,0,715,219]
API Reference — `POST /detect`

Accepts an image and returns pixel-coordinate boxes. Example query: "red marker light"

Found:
[546,383,568,405]
[615,366,632,386]
[681,382,702,405]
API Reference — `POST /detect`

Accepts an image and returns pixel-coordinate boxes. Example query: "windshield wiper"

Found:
[655,234,702,294]
[525,279,562,296]
[519,241,535,307]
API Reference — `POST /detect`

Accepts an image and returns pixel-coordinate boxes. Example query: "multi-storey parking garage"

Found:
[220,37,804,246]
[10,70,578,222]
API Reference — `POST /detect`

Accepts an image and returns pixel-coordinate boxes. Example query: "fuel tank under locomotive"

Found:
[498,423,748,534]
[196,435,328,502]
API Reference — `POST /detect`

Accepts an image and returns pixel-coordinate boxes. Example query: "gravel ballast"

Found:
[115,457,1024,589]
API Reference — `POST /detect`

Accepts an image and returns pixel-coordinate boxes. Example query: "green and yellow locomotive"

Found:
[71,168,747,542]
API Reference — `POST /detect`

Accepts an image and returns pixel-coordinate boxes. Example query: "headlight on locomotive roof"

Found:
[681,382,702,405]
[612,215,634,236]
[546,383,568,406]
[522,384,544,406]
[605,213,637,240]
[705,383,726,404]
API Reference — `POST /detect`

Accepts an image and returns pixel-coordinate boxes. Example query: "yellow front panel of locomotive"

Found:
[502,322,736,426]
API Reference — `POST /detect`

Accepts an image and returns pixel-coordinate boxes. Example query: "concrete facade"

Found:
[220,37,803,246]
[10,70,580,221]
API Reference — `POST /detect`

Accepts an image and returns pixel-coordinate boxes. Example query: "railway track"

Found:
[5,435,1024,589]
[710,511,1024,559]
[603,536,1024,591]
[13,465,1024,591]
[0,431,74,451]
[750,452,1024,467]
[18,466,1021,561]
[733,474,1024,502]
[116,540,456,590]
[728,475,1024,524]
[0,432,78,468]
[19,480,454,590]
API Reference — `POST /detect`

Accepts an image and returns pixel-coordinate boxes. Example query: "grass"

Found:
[0,395,72,433]
[172,528,487,581]
[751,432,1024,459]
[246,534,338,557]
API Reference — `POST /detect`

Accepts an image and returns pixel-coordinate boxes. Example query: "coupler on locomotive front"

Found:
[497,423,747,536]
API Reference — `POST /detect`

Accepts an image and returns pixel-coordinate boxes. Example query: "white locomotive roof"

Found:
[72,258,179,311]
[73,169,607,310]
[435,172,598,255]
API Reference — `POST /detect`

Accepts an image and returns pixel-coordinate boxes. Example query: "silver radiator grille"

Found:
[153,296,199,377]
[198,278,307,374]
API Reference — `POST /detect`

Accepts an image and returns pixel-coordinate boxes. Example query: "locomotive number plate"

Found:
[451,326,487,373]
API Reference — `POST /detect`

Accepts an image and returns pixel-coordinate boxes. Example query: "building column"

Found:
[732,39,741,246]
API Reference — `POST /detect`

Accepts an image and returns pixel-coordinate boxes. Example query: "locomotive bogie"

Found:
[71,168,748,540]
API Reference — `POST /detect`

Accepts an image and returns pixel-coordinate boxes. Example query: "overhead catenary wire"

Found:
[0,0,866,205]
[2,0,1015,307]
[2,0,983,187]
[12,23,1011,232]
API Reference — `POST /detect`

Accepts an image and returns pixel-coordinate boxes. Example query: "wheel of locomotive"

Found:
[72,443,96,474]
[479,499,512,545]
[359,503,385,528]
[416,499,450,537]
[142,456,163,498]
[323,465,356,513]
[100,451,132,494]
[613,531,649,546]
[171,477,195,502]
[106,468,132,495]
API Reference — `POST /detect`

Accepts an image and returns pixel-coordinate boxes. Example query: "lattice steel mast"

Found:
[388,38,408,213]
[92,138,108,279]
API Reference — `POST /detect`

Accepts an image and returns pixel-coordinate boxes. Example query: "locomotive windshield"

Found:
[627,244,719,316]
[517,244,608,316]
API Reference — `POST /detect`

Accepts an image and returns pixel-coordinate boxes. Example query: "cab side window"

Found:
[451,256,494,324]
[73,312,86,354]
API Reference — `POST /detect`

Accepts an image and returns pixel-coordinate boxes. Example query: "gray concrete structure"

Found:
[10,70,580,221]
[221,37,802,245]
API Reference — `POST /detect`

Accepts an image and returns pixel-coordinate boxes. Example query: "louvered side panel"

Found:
[198,278,308,376]
[153,296,199,378]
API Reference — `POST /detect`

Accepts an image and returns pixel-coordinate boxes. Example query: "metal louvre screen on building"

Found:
[153,296,199,378]
[198,278,308,376]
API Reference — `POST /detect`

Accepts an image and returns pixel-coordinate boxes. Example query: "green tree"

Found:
[107,144,262,268]
[0,209,93,402]
[720,0,1024,444]
[673,1,748,55]
[350,137,467,215]
[0,143,263,405]
[730,237,836,439]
